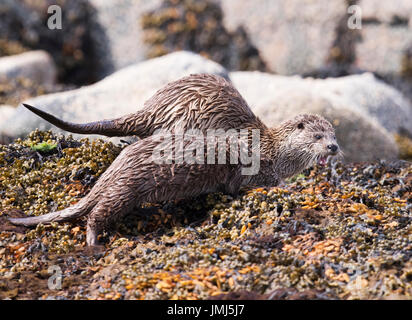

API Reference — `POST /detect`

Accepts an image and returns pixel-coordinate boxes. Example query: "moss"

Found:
[30,141,58,153]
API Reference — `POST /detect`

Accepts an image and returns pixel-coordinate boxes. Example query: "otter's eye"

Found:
[315,134,323,140]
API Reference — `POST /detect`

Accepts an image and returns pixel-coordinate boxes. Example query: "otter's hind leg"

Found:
[86,184,139,246]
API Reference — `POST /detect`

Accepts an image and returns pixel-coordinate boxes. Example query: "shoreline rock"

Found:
[230,71,405,161]
[0,51,227,143]
[0,130,410,300]
[0,50,56,86]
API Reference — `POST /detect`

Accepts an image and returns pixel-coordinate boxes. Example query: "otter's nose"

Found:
[328,144,338,153]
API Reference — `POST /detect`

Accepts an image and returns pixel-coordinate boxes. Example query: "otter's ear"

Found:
[297,122,304,129]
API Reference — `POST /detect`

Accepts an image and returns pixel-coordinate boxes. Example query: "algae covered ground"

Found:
[0,131,411,300]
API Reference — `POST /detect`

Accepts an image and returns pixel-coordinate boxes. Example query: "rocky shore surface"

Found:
[0,131,410,300]
[0,0,411,300]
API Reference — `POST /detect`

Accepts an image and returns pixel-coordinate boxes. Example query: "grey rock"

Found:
[311,73,412,136]
[0,105,15,144]
[0,105,16,122]
[0,0,38,43]
[0,51,227,142]
[220,0,347,75]
[89,0,162,77]
[85,0,351,77]
[360,0,412,24]
[356,24,412,75]
[230,71,400,161]
[0,50,56,85]
[356,0,412,75]
[230,71,412,136]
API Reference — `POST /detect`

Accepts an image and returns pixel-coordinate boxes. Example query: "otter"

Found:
[10,74,341,245]
[21,74,269,138]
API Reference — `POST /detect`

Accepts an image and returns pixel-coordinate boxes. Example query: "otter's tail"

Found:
[8,198,91,227]
[22,103,131,137]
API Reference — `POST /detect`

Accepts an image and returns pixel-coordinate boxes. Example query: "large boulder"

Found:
[220,0,347,75]
[356,0,412,76]
[0,50,64,106]
[0,50,56,85]
[0,105,14,144]
[0,105,15,122]
[88,0,267,77]
[82,0,350,77]
[230,71,400,162]
[88,0,162,77]
[0,51,227,141]
[360,0,412,23]
[230,71,412,136]
[310,73,412,136]
[82,0,412,80]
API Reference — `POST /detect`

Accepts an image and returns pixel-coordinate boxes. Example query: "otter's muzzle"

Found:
[327,144,338,153]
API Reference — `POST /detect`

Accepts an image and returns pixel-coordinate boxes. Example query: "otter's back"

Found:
[140,73,265,133]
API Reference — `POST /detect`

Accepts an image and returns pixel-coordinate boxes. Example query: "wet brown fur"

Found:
[22,74,264,137]
[11,74,340,245]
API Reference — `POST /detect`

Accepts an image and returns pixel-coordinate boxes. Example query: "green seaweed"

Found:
[30,141,58,153]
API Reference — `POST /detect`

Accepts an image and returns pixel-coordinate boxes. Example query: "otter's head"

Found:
[278,114,341,169]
